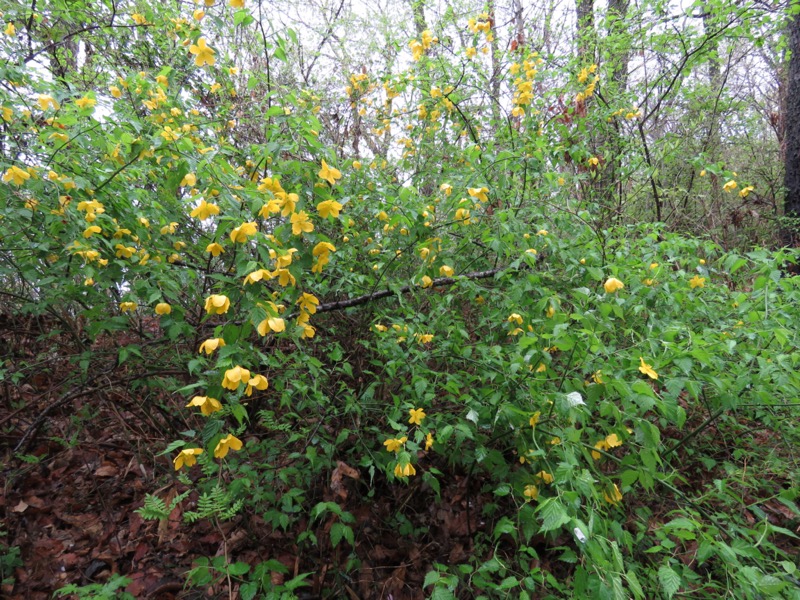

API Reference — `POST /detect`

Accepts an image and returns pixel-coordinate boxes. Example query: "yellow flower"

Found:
[204,294,230,315]
[173,447,203,470]
[603,277,624,294]
[317,199,343,218]
[38,95,60,111]
[723,180,737,192]
[416,333,434,344]
[535,471,554,484]
[592,370,604,384]
[222,366,250,390]
[186,395,222,416]
[353,160,361,170]
[383,436,408,452]
[257,316,285,335]
[689,275,705,289]
[425,433,434,451]
[75,96,96,110]
[229,221,257,243]
[529,411,540,427]
[739,185,754,198]
[465,46,477,58]
[198,338,225,355]
[603,483,623,504]
[546,305,555,318]
[190,199,220,221]
[507,313,523,325]
[394,462,416,478]
[440,183,453,196]
[131,13,147,25]
[2,166,31,186]
[243,269,272,285]
[83,225,101,238]
[205,242,224,256]
[155,302,172,315]
[468,187,488,202]
[180,173,197,187]
[120,301,137,313]
[638,357,658,380]
[588,156,599,167]
[318,159,342,185]
[4,22,15,36]
[115,244,135,258]
[246,374,269,396]
[193,9,205,20]
[230,0,245,7]
[290,211,314,235]
[214,434,243,459]
[297,293,320,314]
[377,210,389,221]
[189,37,216,67]
[605,433,622,448]
[409,407,426,425]
[420,275,433,288]
[523,485,538,501]
[700,169,706,176]
[439,265,454,277]
[272,268,296,286]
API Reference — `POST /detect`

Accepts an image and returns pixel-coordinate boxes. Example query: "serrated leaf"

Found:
[538,498,570,532]
[423,570,440,588]
[658,565,681,598]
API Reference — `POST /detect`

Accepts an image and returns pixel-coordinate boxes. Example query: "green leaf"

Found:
[538,498,570,532]
[658,565,681,599]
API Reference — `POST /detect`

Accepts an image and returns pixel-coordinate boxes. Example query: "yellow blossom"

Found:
[290,211,314,235]
[468,187,488,202]
[439,265,454,277]
[193,9,205,20]
[317,199,343,218]
[230,0,245,7]
[75,96,96,110]
[222,366,250,390]
[297,293,319,314]
[384,436,408,452]
[82,225,101,238]
[180,173,197,187]
[246,374,268,396]
[529,411,540,427]
[4,22,15,36]
[186,395,222,416]
[174,447,203,470]
[206,242,224,256]
[131,13,147,25]
[198,338,226,355]
[508,313,523,325]
[523,485,538,500]
[420,275,433,288]
[394,462,416,478]
[689,275,705,289]
[243,269,271,285]
[204,294,230,315]
[190,199,220,221]
[739,185,754,198]
[409,407,426,425]
[603,483,623,504]
[603,277,624,294]
[425,433,434,450]
[318,159,341,185]
[605,433,622,448]
[214,434,243,459]
[257,316,285,335]
[120,301,138,313]
[189,37,215,67]
[230,221,258,243]
[38,95,60,111]
[536,471,554,484]
[416,333,434,344]
[2,166,30,186]
[723,180,737,192]
[638,357,658,380]
[155,302,172,315]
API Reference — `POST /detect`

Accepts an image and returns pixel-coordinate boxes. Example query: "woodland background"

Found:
[1,0,800,598]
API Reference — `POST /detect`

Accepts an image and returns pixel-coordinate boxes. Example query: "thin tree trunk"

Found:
[784,5,800,234]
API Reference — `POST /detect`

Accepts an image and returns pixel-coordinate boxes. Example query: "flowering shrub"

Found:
[1,2,798,598]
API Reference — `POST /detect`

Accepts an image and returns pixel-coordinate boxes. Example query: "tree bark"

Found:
[784,5,800,233]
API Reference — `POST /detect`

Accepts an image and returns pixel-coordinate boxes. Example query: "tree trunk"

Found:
[784,6,800,234]
[575,0,594,61]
